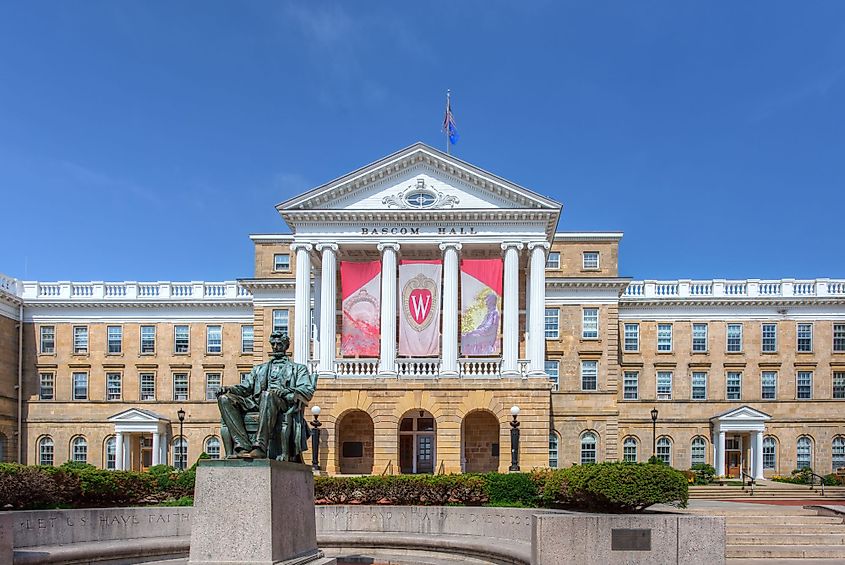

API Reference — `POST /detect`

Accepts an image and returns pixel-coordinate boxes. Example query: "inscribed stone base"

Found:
[188,459,334,565]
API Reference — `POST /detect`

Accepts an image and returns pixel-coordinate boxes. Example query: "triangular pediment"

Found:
[711,405,771,422]
[108,408,169,423]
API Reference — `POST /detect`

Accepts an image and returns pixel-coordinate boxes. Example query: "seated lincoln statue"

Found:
[216,331,317,461]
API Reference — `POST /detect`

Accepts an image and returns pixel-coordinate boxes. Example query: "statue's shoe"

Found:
[247,448,267,459]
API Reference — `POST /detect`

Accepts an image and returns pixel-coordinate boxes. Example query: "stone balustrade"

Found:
[623,278,845,300]
[16,280,252,301]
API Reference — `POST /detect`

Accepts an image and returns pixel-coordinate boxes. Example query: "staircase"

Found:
[690,480,845,500]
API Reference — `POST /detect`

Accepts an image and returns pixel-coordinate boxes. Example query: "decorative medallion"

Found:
[402,272,439,331]
[382,178,460,209]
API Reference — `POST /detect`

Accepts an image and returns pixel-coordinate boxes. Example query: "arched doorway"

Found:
[399,410,436,474]
[336,410,374,474]
[461,410,500,472]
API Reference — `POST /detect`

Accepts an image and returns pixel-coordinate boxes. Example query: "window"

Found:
[763,436,776,470]
[726,371,742,400]
[657,371,673,400]
[272,310,289,335]
[205,373,222,401]
[582,251,599,270]
[656,437,672,465]
[105,436,117,470]
[834,372,845,400]
[797,323,813,352]
[623,323,639,352]
[796,436,812,470]
[545,360,559,392]
[107,326,122,354]
[173,373,189,401]
[205,437,221,459]
[833,437,845,472]
[548,433,559,468]
[140,325,156,354]
[691,371,707,400]
[71,436,87,464]
[544,308,559,339]
[797,371,813,399]
[580,432,597,464]
[106,372,122,401]
[273,253,290,271]
[240,371,251,384]
[140,373,156,401]
[241,325,254,353]
[692,323,708,352]
[657,324,672,352]
[623,437,638,463]
[691,437,707,466]
[72,372,88,400]
[39,437,54,466]
[761,371,777,400]
[206,325,222,354]
[581,360,598,391]
[173,438,188,470]
[40,326,55,354]
[73,326,88,354]
[835,324,845,353]
[582,308,598,339]
[174,325,190,353]
[545,252,560,269]
[762,323,777,352]
[623,371,639,400]
[726,324,743,352]
[39,372,54,400]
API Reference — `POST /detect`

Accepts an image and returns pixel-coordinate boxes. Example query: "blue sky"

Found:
[1,2,843,282]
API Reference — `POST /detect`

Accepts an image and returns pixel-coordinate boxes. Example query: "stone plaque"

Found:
[611,528,651,551]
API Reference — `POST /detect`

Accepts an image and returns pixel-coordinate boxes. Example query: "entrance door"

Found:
[416,435,434,474]
[140,435,153,471]
[398,410,436,474]
[399,436,414,474]
[727,452,741,478]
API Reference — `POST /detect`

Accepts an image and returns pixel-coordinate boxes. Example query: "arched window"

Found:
[690,437,707,466]
[623,437,638,463]
[656,436,672,466]
[105,436,116,470]
[173,438,188,470]
[832,436,845,472]
[71,436,87,464]
[205,436,221,460]
[763,436,777,470]
[580,432,597,464]
[39,436,54,466]
[796,436,812,470]
[548,432,559,469]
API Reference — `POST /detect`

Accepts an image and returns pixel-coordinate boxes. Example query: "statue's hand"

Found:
[269,388,285,399]
[284,391,295,403]
[215,386,229,398]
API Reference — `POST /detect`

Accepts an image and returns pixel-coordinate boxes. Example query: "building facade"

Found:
[1,143,844,478]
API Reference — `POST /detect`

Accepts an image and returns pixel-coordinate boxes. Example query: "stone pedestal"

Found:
[189,459,335,565]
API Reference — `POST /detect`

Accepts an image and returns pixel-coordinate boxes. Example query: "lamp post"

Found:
[508,405,521,472]
[650,407,659,460]
[310,405,322,472]
[177,407,185,471]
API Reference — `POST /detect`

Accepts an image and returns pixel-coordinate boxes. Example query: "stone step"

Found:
[727,545,845,559]
[728,533,845,545]
[728,523,845,534]
[723,515,844,525]
[728,559,845,565]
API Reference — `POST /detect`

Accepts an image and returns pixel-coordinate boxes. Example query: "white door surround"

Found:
[107,408,170,470]
[711,405,771,480]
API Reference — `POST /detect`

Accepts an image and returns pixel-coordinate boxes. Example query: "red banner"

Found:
[398,260,442,357]
[340,261,381,357]
[460,259,503,355]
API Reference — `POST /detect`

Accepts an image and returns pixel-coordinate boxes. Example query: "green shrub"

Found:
[483,472,538,507]
[690,463,716,485]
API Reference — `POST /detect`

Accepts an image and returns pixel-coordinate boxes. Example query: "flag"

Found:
[398,260,442,356]
[442,93,459,145]
[460,259,503,356]
[340,261,381,357]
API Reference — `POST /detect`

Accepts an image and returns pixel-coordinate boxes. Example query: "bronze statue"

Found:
[216,331,316,461]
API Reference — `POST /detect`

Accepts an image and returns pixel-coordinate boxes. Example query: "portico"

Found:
[711,406,771,480]
[107,408,170,471]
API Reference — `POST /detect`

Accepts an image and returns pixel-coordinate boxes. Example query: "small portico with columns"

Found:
[711,406,771,480]
[107,408,170,471]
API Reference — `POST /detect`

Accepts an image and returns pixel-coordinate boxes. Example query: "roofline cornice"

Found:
[546,277,632,291]
[553,232,624,242]
[237,278,297,290]
[249,234,294,242]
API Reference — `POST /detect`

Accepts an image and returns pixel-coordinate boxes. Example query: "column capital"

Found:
[377,242,401,253]
[290,242,313,252]
[527,241,551,251]
[315,243,339,253]
[500,241,525,252]
[438,242,463,252]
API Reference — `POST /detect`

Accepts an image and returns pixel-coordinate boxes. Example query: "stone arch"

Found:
[461,409,500,473]
[336,409,374,475]
[397,408,437,474]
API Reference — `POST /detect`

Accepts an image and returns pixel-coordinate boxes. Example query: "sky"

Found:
[1,2,843,282]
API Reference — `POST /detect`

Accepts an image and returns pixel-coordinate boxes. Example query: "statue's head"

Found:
[269,331,290,357]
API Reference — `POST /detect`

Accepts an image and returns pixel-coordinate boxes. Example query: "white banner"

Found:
[398,260,442,357]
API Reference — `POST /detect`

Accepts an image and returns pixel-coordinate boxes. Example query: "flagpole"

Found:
[445,89,451,155]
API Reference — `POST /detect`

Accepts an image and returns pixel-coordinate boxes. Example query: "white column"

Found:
[312,269,322,367]
[316,243,339,377]
[501,242,524,377]
[527,242,550,376]
[291,243,313,365]
[115,432,124,471]
[160,434,168,466]
[151,431,161,466]
[378,242,400,376]
[753,430,764,479]
[122,434,131,471]
[716,430,726,477]
[439,242,462,377]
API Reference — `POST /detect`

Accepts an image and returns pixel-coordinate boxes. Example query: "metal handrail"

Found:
[808,471,826,496]
[381,460,393,477]
[740,470,755,496]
